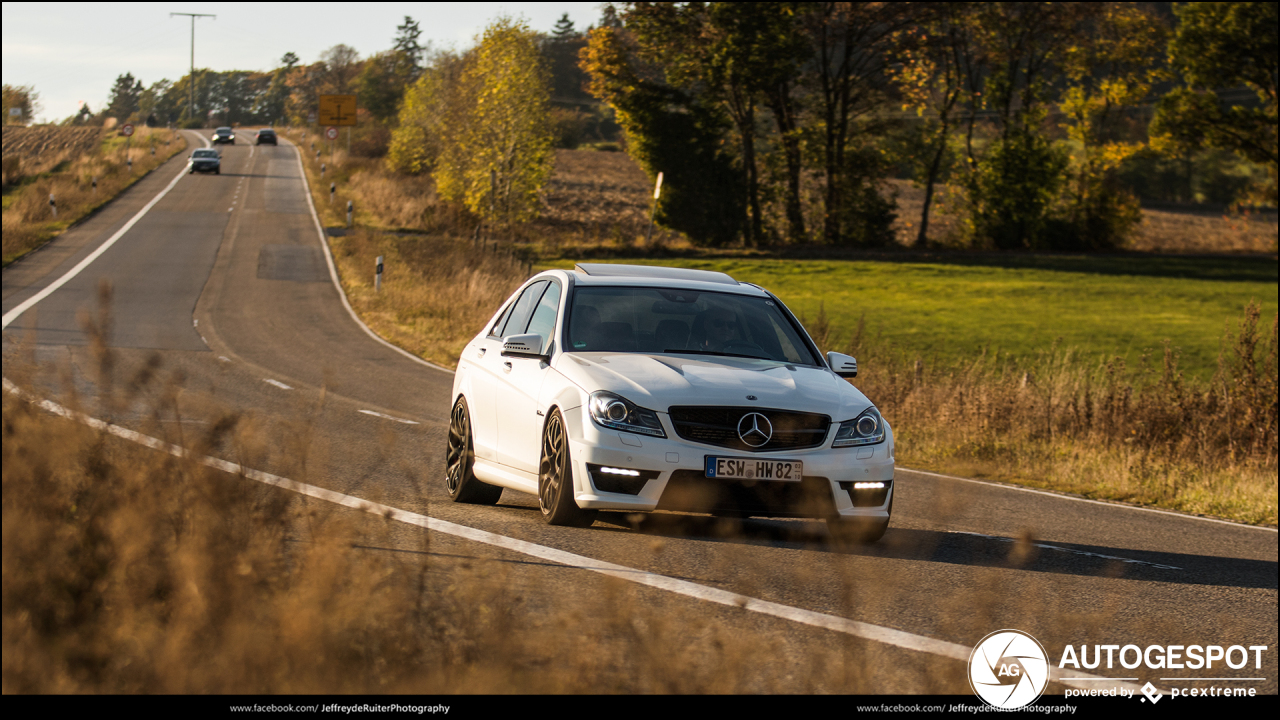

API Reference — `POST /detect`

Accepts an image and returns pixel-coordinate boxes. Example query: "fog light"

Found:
[853,481,885,490]
[599,466,641,476]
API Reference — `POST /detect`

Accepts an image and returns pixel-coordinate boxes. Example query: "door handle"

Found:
[503,361,513,372]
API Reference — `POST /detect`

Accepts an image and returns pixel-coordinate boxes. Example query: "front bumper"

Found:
[562,405,894,520]
[189,162,220,173]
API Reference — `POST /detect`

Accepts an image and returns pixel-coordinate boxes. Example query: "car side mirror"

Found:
[502,333,549,361]
[827,351,857,378]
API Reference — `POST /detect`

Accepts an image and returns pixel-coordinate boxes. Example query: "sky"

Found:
[2,2,605,123]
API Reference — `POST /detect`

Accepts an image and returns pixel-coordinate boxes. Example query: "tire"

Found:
[445,397,502,505]
[538,409,598,527]
[215,168,220,175]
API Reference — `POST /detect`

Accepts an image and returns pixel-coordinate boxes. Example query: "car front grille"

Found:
[666,406,831,452]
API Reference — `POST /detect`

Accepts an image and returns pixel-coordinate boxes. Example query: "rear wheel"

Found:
[445,397,502,504]
[538,409,597,527]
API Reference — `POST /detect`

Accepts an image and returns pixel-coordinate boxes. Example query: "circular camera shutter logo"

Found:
[968,629,1049,709]
[737,412,772,447]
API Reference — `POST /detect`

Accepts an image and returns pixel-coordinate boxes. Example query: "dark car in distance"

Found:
[255,128,277,145]
[188,148,221,174]
[212,127,235,144]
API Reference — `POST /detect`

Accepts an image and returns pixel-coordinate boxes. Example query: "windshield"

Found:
[193,150,218,158]
[567,286,819,365]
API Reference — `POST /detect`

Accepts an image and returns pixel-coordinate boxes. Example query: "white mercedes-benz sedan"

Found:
[446,263,894,543]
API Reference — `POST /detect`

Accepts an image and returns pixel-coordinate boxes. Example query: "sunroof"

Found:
[574,263,738,285]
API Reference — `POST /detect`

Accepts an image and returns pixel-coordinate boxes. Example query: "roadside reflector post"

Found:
[330,182,335,203]
[321,163,326,177]
[375,255,383,292]
[49,193,56,220]
[647,171,663,244]
[92,177,97,194]
[347,200,353,228]
[316,150,321,161]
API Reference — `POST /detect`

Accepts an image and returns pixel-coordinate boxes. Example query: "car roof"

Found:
[566,263,765,296]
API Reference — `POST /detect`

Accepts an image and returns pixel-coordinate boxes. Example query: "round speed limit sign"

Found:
[120,124,135,137]
[325,126,339,140]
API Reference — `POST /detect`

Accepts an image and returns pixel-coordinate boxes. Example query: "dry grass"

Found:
[2,126,185,264]
[329,229,530,368]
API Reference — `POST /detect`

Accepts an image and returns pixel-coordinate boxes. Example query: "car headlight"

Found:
[588,391,666,438]
[833,406,885,447]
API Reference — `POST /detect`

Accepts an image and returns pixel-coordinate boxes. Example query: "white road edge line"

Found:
[903,467,1277,533]
[2,131,210,331]
[289,136,454,376]
[0,376,1147,694]
[358,409,420,425]
[263,379,293,390]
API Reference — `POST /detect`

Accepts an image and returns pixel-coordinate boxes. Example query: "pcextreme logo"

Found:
[969,629,1051,709]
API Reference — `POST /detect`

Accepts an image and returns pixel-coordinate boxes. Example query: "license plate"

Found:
[705,456,803,482]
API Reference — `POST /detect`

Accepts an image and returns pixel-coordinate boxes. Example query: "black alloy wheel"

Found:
[538,410,598,527]
[445,397,502,504]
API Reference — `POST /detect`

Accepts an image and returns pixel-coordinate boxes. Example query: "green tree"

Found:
[435,18,555,227]
[961,2,1082,249]
[1151,2,1277,199]
[104,72,144,122]
[393,16,425,75]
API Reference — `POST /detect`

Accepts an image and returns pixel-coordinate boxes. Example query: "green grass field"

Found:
[542,255,1278,380]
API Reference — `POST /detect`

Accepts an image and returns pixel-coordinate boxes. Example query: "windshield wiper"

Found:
[664,349,773,361]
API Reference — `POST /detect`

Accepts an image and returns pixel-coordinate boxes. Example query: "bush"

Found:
[962,129,1068,250]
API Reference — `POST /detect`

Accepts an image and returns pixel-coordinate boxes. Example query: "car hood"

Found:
[554,352,873,421]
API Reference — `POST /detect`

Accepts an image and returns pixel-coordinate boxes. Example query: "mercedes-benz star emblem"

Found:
[737,412,773,447]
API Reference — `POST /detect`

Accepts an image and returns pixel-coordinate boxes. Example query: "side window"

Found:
[524,281,562,353]
[489,302,516,338]
[498,280,548,338]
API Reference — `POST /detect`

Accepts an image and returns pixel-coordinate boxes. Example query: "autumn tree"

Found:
[2,84,40,125]
[1058,3,1167,248]
[391,18,554,228]
[581,13,745,246]
[890,4,983,247]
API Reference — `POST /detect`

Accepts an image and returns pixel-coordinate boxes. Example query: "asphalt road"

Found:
[4,131,1275,696]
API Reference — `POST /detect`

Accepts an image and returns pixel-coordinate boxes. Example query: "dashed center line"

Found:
[358,409,420,425]
[952,531,1183,570]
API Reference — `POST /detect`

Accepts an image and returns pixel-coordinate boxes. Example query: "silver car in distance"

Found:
[446,264,894,543]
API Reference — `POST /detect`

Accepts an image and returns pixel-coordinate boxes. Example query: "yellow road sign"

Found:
[317,94,357,126]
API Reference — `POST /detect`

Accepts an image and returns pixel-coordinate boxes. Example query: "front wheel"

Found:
[828,497,892,546]
[538,409,598,527]
[445,397,502,504]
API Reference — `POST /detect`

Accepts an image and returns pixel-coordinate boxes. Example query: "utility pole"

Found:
[171,12,215,124]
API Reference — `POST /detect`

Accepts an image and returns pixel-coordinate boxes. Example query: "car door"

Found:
[495,280,562,474]
[469,280,546,461]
